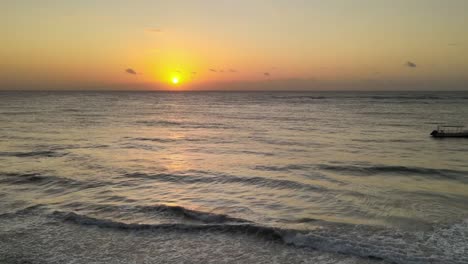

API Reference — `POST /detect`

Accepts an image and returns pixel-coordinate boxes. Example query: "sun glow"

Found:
[172,77,180,84]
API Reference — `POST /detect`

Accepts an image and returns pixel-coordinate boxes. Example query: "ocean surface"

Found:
[1,91,468,263]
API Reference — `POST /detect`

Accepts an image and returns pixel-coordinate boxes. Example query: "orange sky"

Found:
[2,1,468,90]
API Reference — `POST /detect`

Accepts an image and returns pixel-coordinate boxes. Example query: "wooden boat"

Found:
[430,125,468,138]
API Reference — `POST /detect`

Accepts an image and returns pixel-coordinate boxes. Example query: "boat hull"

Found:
[431,133,468,138]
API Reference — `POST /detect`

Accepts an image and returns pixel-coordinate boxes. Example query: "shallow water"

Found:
[1,91,468,263]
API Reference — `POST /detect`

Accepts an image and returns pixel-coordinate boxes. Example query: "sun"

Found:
[172,77,179,84]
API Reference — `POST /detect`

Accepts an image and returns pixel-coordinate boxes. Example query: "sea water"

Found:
[1,91,467,263]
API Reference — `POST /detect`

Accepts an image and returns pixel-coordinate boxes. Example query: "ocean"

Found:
[1,91,467,264]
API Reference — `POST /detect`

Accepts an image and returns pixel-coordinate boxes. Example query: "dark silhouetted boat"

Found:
[430,125,468,138]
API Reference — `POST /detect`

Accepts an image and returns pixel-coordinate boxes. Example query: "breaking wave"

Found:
[45,209,468,264]
[62,203,251,224]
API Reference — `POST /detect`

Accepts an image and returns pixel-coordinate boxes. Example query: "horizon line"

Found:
[1,89,468,93]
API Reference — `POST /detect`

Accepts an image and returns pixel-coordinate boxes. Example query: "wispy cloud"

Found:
[209,68,238,73]
[125,68,137,75]
[405,61,417,68]
[264,72,271,76]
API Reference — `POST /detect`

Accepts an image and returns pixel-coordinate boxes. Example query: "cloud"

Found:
[448,43,458,46]
[191,72,197,75]
[209,68,238,73]
[264,72,270,77]
[125,68,137,75]
[405,61,417,68]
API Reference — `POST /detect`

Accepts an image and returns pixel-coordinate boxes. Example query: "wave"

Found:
[248,137,308,147]
[126,137,203,143]
[3,203,467,264]
[285,219,468,264]
[135,204,251,224]
[131,137,176,143]
[278,217,319,224]
[137,120,182,126]
[52,210,284,240]
[0,111,39,115]
[62,202,252,224]
[253,164,310,172]
[270,94,461,101]
[0,172,107,190]
[357,111,415,116]
[32,143,109,151]
[124,171,325,192]
[319,164,468,183]
[0,150,67,158]
[350,138,419,143]
[136,120,235,129]
[367,95,442,100]
[48,210,468,264]
[119,142,162,151]
[239,150,275,156]
[0,204,47,218]
[272,95,327,100]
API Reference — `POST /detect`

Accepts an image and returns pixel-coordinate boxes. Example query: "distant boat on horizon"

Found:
[430,125,468,138]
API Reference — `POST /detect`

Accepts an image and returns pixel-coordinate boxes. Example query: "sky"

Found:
[2,0,468,91]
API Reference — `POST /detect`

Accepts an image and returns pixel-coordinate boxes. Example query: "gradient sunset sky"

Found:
[2,0,468,91]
